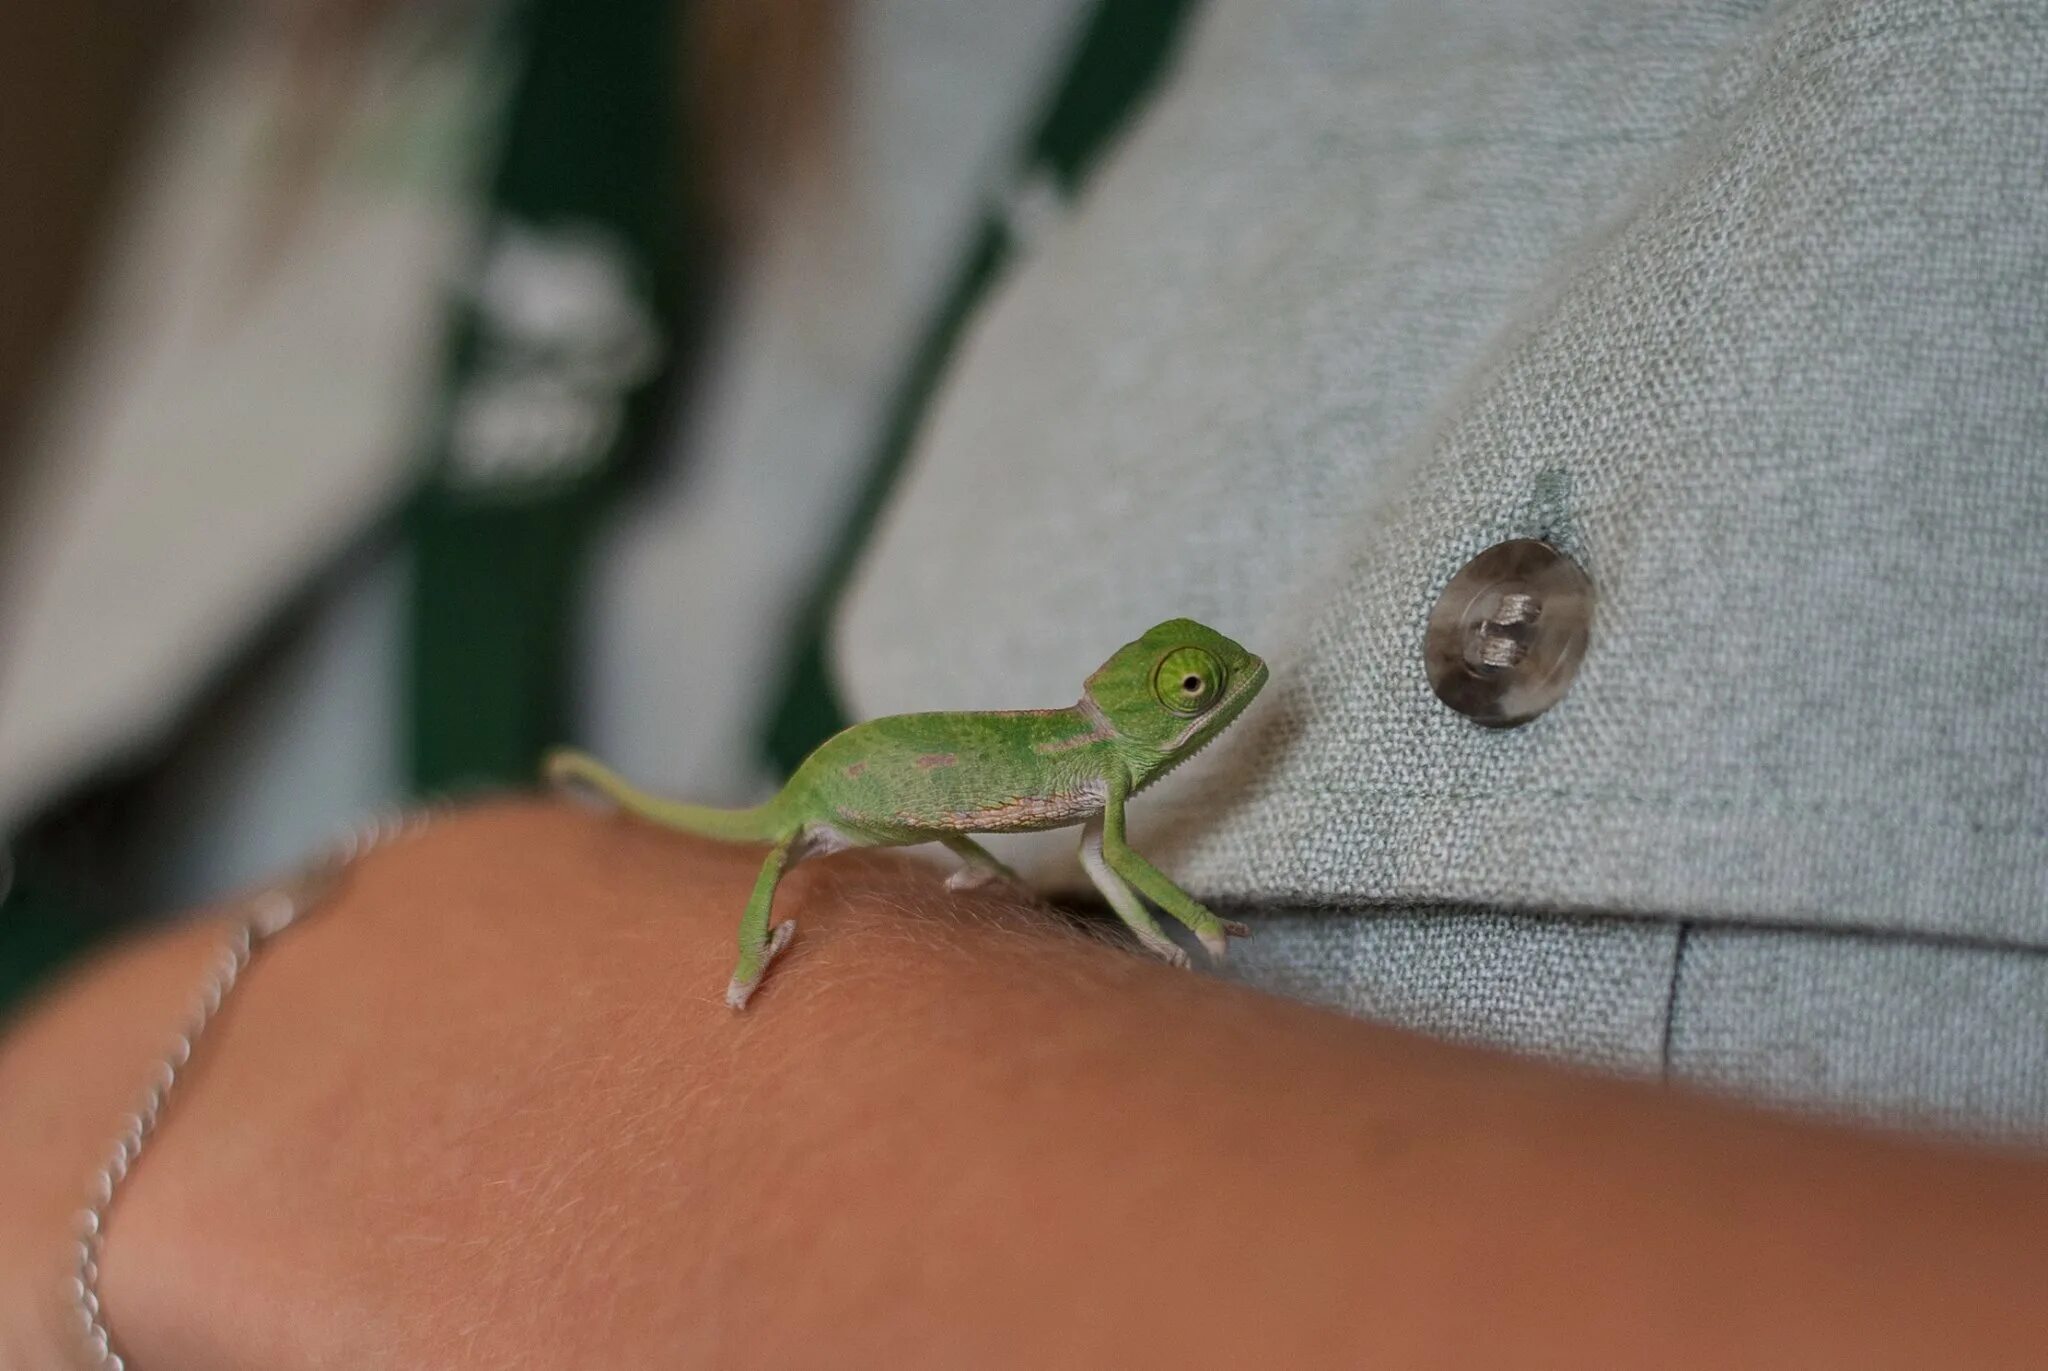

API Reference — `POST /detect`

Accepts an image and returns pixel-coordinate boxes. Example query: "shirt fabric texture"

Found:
[839,0,2048,1139]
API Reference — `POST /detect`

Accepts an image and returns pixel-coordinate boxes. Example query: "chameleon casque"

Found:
[545,618,1268,1009]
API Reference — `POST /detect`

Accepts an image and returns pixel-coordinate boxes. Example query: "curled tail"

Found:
[543,748,790,842]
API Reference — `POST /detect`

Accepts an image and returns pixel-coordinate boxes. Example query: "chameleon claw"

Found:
[726,921,798,1011]
[1195,919,1251,962]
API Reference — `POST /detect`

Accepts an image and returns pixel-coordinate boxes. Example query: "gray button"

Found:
[1424,539,1593,727]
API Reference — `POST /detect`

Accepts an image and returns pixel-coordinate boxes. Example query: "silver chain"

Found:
[68,806,441,1370]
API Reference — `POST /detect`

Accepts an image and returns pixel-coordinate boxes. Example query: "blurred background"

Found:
[0,0,1183,1011]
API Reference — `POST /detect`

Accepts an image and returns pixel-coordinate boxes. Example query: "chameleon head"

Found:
[1082,618,1269,774]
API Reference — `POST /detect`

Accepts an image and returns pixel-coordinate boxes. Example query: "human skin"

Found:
[4,801,2047,1368]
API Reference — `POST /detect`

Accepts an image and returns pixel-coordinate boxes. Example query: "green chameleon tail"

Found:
[543,748,789,842]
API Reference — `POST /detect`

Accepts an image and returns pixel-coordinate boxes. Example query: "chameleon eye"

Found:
[1153,647,1224,715]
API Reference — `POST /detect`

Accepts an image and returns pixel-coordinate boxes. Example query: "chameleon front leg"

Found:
[1098,775,1249,962]
[1078,817,1189,968]
[727,835,800,1011]
[937,834,1022,891]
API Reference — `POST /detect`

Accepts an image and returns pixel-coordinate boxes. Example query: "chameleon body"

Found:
[545,619,1268,1009]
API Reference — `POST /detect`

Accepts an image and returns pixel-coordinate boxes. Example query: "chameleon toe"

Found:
[725,921,798,1011]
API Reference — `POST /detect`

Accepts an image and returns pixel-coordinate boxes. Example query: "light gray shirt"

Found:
[840,0,2048,1139]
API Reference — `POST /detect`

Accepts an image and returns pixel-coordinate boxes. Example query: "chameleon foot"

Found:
[940,836,1023,893]
[726,920,797,1011]
[1134,928,1191,969]
[944,864,1022,893]
[1196,920,1254,962]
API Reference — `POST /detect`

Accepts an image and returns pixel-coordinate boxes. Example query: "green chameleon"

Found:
[545,618,1268,1009]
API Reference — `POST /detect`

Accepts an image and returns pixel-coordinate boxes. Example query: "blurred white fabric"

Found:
[42,0,1089,909]
[0,5,497,831]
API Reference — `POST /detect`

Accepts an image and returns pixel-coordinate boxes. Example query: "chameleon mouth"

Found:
[1169,657,1268,752]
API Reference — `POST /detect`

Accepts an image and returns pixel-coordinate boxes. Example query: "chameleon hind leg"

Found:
[1078,818,1189,968]
[938,834,1022,891]
[728,835,800,1010]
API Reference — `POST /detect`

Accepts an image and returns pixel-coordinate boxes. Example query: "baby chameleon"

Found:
[545,618,1269,1009]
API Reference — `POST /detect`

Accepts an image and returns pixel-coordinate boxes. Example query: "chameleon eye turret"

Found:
[547,617,1269,1008]
[1153,646,1224,714]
